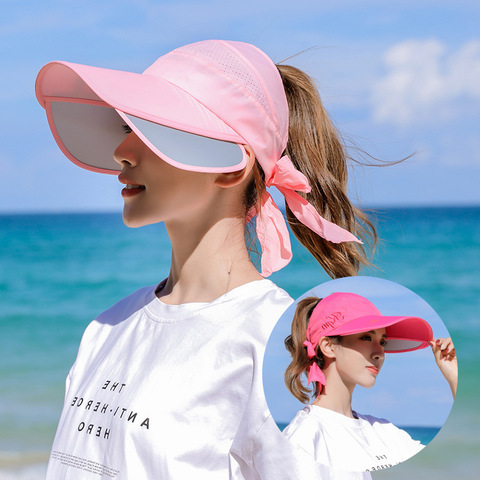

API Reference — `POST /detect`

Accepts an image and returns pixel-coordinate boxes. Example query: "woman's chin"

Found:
[122,212,150,229]
[358,379,377,389]
[122,204,165,228]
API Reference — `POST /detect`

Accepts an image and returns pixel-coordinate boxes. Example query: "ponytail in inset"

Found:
[284,296,341,403]
[277,64,377,278]
[284,297,322,403]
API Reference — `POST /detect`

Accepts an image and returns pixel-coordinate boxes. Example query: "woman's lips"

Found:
[118,174,145,198]
[366,366,379,375]
[121,184,146,198]
[118,172,146,198]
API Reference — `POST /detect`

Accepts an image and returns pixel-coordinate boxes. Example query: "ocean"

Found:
[0,206,479,479]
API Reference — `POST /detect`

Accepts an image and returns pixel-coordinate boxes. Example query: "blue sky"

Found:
[1,0,479,212]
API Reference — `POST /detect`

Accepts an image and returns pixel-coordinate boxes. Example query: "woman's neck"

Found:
[158,214,263,305]
[311,367,356,418]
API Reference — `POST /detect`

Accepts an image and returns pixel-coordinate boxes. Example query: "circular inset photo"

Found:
[263,276,456,473]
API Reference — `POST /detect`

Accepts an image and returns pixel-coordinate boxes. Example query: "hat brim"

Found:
[328,315,433,353]
[36,61,248,174]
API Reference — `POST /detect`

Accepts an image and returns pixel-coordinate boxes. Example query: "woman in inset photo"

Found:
[282,290,457,473]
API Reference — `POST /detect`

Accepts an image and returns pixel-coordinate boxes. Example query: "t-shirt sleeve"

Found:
[283,411,321,459]
[362,414,425,462]
[386,423,424,459]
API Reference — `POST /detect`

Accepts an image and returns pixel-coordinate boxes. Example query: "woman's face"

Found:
[113,131,221,228]
[331,328,387,390]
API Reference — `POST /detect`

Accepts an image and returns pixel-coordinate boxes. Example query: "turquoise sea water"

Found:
[0,207,479,479]
[277,423,440,447]
[399,426,440,446]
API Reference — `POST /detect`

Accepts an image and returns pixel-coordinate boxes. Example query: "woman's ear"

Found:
[214,145,255,188]
[318,337,337,359]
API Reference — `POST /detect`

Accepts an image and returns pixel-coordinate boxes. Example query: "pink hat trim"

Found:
[256,155,362,276]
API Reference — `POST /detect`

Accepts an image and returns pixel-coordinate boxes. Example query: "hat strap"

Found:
[255,155,362,277]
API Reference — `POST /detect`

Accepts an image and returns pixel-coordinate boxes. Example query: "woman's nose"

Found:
[113,135,138,168]
[372,344,385,361]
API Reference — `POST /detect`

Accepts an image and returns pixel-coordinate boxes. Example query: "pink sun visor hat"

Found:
[36,40,360,276]
[303,292,433,388]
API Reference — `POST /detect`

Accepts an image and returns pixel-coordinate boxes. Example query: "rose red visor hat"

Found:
[36,40,360,276]
[303,292,433,388]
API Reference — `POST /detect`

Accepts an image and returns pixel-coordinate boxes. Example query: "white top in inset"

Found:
[283,404,424,473]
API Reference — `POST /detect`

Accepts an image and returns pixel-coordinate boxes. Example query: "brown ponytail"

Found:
[284,296,341,403]
[277,64,377,278]
[284,297,320,403]
[243,63,377,278]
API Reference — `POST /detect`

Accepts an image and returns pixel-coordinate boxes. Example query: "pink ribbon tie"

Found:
[266,155,311,193]
[255,154,362,277]
[307,363,326,388]
[303,340,326,387]
[256,192,292,277]
[303,339,317,358]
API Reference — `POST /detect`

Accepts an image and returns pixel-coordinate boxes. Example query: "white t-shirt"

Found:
[283,405,424,473]
[46,279,334,479]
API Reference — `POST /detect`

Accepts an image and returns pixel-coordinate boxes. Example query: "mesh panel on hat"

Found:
[176,41,274,122]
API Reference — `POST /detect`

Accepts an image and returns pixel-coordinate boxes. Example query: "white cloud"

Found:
[371,39,480,125]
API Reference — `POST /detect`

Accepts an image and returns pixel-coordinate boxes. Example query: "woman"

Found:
[283,292,457,474]
[36,40,376,479]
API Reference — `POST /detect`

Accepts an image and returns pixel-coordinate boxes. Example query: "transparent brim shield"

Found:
[384,337,430,353]
[47,100,247,174]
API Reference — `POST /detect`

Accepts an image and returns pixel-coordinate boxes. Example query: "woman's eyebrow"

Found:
[367,330,387,337]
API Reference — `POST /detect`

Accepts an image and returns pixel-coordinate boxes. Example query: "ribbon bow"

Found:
[255,155,361,277]
[303,339,327,392]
